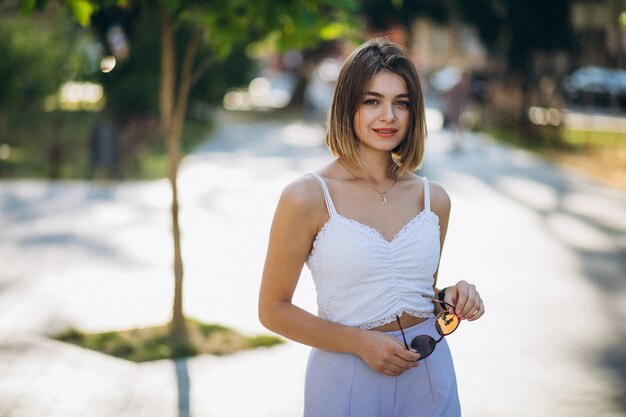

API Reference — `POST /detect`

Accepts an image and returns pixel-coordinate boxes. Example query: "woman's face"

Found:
[353,71,410,155]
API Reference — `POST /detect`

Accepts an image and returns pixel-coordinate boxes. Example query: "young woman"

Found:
[259,37,485,417]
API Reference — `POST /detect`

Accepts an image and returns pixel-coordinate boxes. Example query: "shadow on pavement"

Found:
[175,358,192,417]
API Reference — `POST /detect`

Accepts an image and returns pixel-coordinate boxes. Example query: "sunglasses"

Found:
[395,298,460,361]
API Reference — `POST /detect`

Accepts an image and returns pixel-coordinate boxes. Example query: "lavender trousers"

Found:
[303,317,461,417]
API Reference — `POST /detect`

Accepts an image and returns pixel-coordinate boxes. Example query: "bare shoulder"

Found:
[425,179,451,218]
[402,173,450,208]
[278,174,327,225]
[279,159,342,211]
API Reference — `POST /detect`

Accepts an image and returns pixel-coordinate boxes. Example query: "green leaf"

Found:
[19,0,38,14]
[65,0,95,26]
[320,22,350,40]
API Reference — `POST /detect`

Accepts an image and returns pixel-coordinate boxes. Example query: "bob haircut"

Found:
[326,37,426,176]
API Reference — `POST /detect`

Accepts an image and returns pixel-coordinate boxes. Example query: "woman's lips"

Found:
[373,128,398,138]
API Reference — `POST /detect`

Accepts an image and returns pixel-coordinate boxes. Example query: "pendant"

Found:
[382,195,388,204]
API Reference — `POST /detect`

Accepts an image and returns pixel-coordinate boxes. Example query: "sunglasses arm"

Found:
[423,296,455,314]
[395,315,410,350]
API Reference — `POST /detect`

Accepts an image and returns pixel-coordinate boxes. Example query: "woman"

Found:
[259,37,484,417]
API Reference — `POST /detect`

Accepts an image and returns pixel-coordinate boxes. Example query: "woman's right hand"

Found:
[354,330,421,376]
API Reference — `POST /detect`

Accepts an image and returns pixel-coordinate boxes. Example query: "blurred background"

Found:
[0,0,624,184]
[0,0,625,416]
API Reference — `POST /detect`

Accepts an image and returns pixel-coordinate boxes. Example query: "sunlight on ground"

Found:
[547,213,615,251]
[497,176,559,211]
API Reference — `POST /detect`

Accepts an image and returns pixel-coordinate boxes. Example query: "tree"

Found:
[360,0,451,31]
[0,3,95,178]
[456,0,574,143]
[22,0,358,340]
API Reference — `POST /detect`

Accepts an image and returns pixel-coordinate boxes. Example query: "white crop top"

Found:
[306,173,440,330]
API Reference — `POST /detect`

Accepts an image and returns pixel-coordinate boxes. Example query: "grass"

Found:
[481,125,626,190]
[560,130,626,147]
[55,318,284,363]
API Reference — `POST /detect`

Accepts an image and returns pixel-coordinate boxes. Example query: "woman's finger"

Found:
[459,287,479,319]
[468,300,485,321]
[392,345,421,363]
[452,281,470,317]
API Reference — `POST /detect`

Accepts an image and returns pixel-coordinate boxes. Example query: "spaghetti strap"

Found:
[421,176,431,212]
[310,173,337,217]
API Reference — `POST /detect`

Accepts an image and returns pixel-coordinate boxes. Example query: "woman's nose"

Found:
[379,103,396,122]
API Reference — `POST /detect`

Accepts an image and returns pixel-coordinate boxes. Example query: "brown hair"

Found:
[325,37,426,176]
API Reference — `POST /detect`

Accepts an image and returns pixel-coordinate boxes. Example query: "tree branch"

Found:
[171,28,203,142]
[160,8,175,135]
[190,56,215,88]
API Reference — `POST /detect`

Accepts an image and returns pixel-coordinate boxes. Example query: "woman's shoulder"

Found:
[281,173,321,202]
[401,173,449,200]
[422,177,451,217]
[278,173,328,218]
[402,173,451,214]
[425,179,450,204]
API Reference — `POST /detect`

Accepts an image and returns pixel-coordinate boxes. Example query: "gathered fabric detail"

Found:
[307,173,441,329]
[307,210,439,269]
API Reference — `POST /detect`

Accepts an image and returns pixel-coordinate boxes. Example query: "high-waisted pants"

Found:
[304,317,461,417]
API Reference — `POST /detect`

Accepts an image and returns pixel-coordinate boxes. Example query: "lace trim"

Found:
[307,216,338,266]
[359,310,435,330]
[337,210,438,244]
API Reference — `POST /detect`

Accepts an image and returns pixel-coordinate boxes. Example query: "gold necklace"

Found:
[339,161,398,204]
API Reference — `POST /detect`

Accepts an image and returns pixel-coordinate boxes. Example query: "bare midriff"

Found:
[370,314,428,332]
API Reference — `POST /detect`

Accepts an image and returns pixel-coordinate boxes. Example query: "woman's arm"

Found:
[258,176,420,376]
[430,180,451,312]
[429,181,485,321]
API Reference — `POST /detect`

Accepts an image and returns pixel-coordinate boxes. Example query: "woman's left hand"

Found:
[444,281,484,321]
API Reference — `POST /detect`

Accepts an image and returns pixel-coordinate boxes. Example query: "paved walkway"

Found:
[0,113,625,416]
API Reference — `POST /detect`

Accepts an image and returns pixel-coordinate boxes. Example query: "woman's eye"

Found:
[363,98,379,105]
[396,101,410,108]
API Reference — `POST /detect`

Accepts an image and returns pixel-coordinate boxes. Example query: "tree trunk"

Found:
[161,9,186,340]
[160,8,205,340]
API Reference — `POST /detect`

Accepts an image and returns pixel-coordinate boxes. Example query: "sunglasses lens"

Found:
[436,311,459,336]
[410,335,436,360]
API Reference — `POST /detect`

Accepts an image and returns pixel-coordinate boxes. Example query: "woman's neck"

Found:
[341,150,396,183]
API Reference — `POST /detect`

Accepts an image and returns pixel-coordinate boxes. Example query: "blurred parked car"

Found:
[564,66,626,110]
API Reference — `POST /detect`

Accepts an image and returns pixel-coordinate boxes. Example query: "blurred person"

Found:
[442,70,471,150]
[87,116,121,180]
[259,38,484,417]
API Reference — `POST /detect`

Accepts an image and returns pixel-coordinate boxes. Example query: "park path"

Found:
[0,112,624,416]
